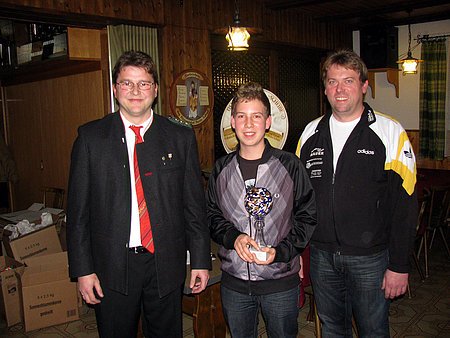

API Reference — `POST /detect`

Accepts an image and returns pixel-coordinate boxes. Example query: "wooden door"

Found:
[39,71,105,194]
[6,70,105,210]
[6,82,44,210]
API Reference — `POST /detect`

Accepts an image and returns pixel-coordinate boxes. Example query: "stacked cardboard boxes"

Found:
[0,223,79,331]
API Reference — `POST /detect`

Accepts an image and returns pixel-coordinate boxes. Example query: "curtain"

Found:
[419,39,447,160]
[107,25,161,115]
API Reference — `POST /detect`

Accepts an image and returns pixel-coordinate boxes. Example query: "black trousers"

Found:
[94,251,183,338]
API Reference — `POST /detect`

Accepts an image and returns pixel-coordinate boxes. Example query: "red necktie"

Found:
[129,125,154,253]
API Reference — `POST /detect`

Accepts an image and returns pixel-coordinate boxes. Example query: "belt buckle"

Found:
[130,246,147,254]
[130,246,140,254]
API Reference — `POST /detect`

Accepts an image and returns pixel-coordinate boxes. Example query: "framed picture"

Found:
[169,69,213,126]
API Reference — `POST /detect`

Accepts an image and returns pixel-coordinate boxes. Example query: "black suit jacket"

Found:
[66,112,211,297]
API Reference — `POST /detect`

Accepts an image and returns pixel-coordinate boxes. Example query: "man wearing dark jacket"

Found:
[66,51,211,338]
[296,49,417,337]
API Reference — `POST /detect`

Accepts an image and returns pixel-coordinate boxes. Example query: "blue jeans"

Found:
[221,285,300,338]
[310,245,390,338]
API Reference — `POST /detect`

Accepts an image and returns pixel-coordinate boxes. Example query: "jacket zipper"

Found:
[332,170,341,248]
[246,162,258,294]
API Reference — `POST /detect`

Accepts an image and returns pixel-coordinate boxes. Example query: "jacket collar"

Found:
[235,138,274,164]
[317,102,376,132]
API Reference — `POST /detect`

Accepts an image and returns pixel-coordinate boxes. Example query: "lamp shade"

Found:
[397,51,423,75]
[400,59,419,74]
[226,26,250,51]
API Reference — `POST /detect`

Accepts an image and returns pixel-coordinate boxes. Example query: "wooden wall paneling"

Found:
[209,0,263,34]
[161,0,215,169]
[100,28,111,115]
[0,0,164,25]
[261,7,351,50]
[5,82,44,210]
[161,23,215,169]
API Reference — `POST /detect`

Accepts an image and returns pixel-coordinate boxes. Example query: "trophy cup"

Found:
[244,187,273,261]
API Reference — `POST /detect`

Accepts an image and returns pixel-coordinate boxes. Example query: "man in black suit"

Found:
[66,50,211,338]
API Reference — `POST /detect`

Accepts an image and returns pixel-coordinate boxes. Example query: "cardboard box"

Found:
[0,256,24,326]
[3,225,62,263]
[20,252,79,332]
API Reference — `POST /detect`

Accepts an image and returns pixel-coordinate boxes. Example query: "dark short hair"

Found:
[231,82,271,117]
[112,50,159,84]
[321,49,368,84]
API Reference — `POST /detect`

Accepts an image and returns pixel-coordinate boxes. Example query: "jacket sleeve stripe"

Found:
[384,130,417,196]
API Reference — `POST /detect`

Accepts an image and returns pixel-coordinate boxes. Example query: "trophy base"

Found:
[249,247,268,261]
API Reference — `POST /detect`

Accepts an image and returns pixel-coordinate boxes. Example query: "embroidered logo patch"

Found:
[310,147,324,157]
[306,158,323,169]
[311,169,322,178]
[403,148,413,158]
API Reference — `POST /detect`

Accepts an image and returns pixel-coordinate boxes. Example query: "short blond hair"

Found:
[231,82,270,117]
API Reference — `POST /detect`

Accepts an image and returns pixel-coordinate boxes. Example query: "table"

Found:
[183,255,226,338]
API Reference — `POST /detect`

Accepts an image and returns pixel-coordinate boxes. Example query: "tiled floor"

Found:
[1,238,449,337]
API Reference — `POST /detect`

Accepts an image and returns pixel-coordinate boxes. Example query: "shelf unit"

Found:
[367,68,400,99]
[1,27,101,85]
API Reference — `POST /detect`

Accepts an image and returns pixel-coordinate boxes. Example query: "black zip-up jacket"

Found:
[297,103,417,273]
[207,141,317,294]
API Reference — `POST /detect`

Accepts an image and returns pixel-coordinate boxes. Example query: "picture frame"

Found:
[169,69,213,126]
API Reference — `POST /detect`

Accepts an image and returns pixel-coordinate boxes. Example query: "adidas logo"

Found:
[404,149,413,158]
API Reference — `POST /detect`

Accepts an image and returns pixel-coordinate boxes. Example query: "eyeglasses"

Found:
[116,80,156,91]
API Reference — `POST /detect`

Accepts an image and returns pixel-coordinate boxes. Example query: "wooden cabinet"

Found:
[67,27,101,60]
[5,70,106,210]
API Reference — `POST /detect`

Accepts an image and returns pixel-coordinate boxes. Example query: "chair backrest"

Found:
[42,187,65,209]
[416,193,430,236]
[427,185,450,230]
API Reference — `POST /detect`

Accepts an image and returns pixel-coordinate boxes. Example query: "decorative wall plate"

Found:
[220,89,289,153]
[169,69,213,126]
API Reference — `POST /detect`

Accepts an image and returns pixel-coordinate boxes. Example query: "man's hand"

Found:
[190,269,209,294]
[78,273,104,304]
[382,269,409,299]
[234,234,259,262]
[299,255,304,280]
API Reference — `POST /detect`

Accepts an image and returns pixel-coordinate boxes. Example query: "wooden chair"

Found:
[417,185,450,277]
[303,284,322,337]
[42,187,65,209]
[408,195,428,297]
[428,186,450,255]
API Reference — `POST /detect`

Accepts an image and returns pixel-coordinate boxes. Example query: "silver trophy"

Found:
[244,187,273,261]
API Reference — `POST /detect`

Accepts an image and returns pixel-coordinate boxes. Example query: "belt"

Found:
[128,246,149,254]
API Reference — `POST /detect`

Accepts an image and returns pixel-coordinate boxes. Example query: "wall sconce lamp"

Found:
[226,0,250,51]
[397,23,423,75]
